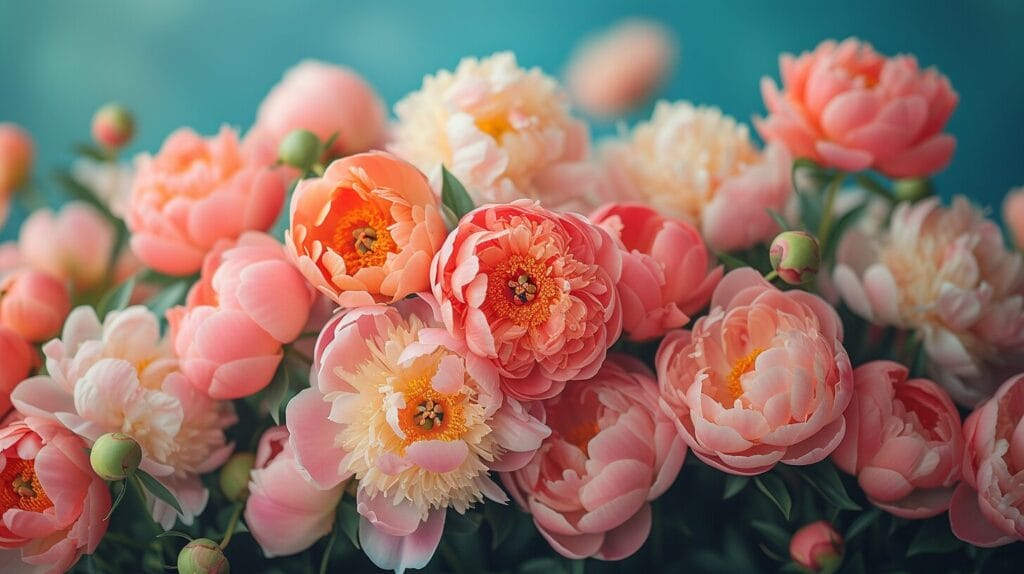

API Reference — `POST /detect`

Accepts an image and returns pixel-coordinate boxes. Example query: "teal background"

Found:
[2,1,1022,240]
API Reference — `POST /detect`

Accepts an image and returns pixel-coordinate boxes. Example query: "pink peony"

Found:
[127,126,285,276]
[0,327,35,417]
[591,203,722,341]
[789,521,843,571]
[1004,187,1024,251]
[287,298,549,573]
[18,202,116,291]
[0,123,33,228]
[0,270,71,343]
[287,151,447,307]
[503,356,685,560]
[0,416,110,574]
[757,38,957,178]
[168,232,316,399]
[833,197,1024,405]
[949,374,1024,547]
[832,361,963,518]
[432,199,622,400]
[657,268,853,475]
[245,426,344,558]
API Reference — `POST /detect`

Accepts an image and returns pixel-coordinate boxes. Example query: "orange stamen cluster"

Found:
[563,421,601,456]
[330,203,398,273]
[726,348,764,400]
[0,458,53,514]
[398,376,468,449]
[475,114,514,140]
[486,255,560,327]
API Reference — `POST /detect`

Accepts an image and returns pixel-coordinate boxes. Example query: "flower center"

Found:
[398,376,467,448]
[486,255,561,327]
[726,348,764,400]
[329,202,398,273]
[0,458,53,514]
[563,421,601,456]
[475,114,514,140]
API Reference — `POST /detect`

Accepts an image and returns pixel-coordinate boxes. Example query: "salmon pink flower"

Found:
[657,268,853,475]
[287,298,548,573]
[287,151,447,308]
[18,202,116,291]
[1004,187,1024,251]
[757,38,957,178]
[833,361,963,518]
[432,200,622,400]
[0,269,71,343]
[0,327,35,418]
[503,356,685,560]
[0,123,33,229]
[127,126,285,276]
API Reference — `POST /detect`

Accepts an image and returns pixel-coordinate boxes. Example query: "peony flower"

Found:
[127,126,285,276]
[11,306,236,529]
[0,123,33,228]
[245,426,345,558]
[789,521,843,572]
[91,104,134,150]
[757,38,957,178]
[602,101,792,252]
[287,151,447,307]
[0,326,35,417]
[657,268,854,475]
[949,374,1024,547]
[168,232,316,399]
[833,197,1024,405]
[1004,187,1024,251]
[503,356,685,560]
[391,52,592,207]
[566,19,677,118]
[432,200,622,400]
[18,202,116,291]
[0,269,71,343]
[71,159,135,218]
[287,298,549,573]
[832,361,963,518]
[590,203,721,341]
[0,416,110,574]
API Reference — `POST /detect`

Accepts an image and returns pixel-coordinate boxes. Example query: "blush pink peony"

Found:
[432,200,622,400]
[832,361,963,518]
[757,38,957,178]
[127,126,285,276]
[18,202,115,292]
[0,270,71,344]
[657,268,854,475]
[503,356,685,560]
[0,327,35,418]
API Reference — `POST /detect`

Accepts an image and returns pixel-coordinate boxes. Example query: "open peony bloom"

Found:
[127,126,285,276]
[287,298,549,573]
[0,123,33,229]
[657,268,853,475]
[245,426,345,559]
[432,200,622,400]
[0,270,71,343]
[0,327,35,417]
[287,151,447,307]
[591,203,722,341]
[949,374,1024,547]
[602,101,792,252]
[1004,187,1024,251]
[757,38,957,178]
[833,361,963,518]
[503,356,685,560]
[250,60,387,158]
[168,232,316,399]
[391,52,594,208]
[11,306,236,530]
[833,197,1024,406]
[18,202,116,291]
[0,416,110,574]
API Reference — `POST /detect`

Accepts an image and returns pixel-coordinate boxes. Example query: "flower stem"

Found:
[817,172,847,250]
[219,502,245,550]
[763,270,779,282]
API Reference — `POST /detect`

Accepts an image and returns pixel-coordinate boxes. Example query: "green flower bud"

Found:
[893,178,933,202]
[218,452,255,502]
[91,104,135,149]
[90,432,142,481]
[278,129,321,171]
[178,538,230,574]
[769,231,821,285]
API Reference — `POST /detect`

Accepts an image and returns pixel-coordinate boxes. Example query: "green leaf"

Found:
[766,209,792,232]
[319,529,337,574]
[96,277,136,320]
[446,508,483,535]
[441,167,475,222]
[713,250,750,271]
[854,173,895,202]
[155,530,193,541]
[844,508,881,541]
[104,479,129,521]
[823,201,868,262]
[73,142,111,162]
[264,366,290,425]
[52,169,116,220]
[519,558,567,574]
[796,190,824,235]
[907,517,961,557]
[796,462,861,511]
[723,475,750,500]
[484,501,517,549]
[750,520,790,552]
[337,497,360,550]
[134,470,183,515]
[754,473,792,520]
[144,281,189,317]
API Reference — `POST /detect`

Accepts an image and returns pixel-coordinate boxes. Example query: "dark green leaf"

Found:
[73,143,111,162]
[319,529,337,574]
[484,501,517,549]
[144,281,189,317]
[264,366,290,425]
[840,551,866,574]
[338,497,360,550]
[519,558,567,574]
[797,462,861,511]
[754,473,792,520]
[104,479,129,521]
[797,190,823,235]
[446,508,483,535]
[322,132,340,156]
[723,475,750,500]
[96,277,136,320]
[52,169,115,219]
[766,209,792,232]
[844,508,881,541]
[779,563,807,574]
[155,530,193,541]
[854,173,895,202]
[713,250,750,271]
[750,520,790,552]
[759,543,787,562]
[441,166,475,222]
[907,517,961,557]
[823,201,869,262]
[134,470,183,515]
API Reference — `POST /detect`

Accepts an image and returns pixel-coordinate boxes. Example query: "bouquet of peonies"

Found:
[1,28,1023,574]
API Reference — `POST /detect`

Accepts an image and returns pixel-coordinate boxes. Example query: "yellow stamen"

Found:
[726,348,764,400]
[486,255,561,327]
[397,376,467,449]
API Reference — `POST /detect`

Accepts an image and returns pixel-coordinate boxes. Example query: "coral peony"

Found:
[11,306,236,529]
[503,356,685,560]
[833,361,963,518]
[949,374,1024,547]
[18,202,116,291]
[287,151,447,308]
[602,101,792,252]
[391,52,592,207]
[169,232,315,399]
[657,268,853,475]
[432,200,622,400]
[1004,187,1024,251]
[0,416,110,574]
[287,298,549,573]
[0,123,33,228]
[245,426,344,558]
[833,197,1024,405]
[789,521,843,571]
[757,38,957,178]
[590,203,721,341]
[0,270,71,343]
[127,126,285,276]
[0,327,35,417]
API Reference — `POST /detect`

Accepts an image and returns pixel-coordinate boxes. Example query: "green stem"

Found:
[219,502,245,550]
[439,540,466,574]
[854,173,895,203]
[763,270,779,282]
[817,172,847,249]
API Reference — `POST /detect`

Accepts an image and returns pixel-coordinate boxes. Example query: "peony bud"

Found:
[89,432,142,481]
[218,452,255,502]
[0,123,34,193]
[91,104,135,150]
[177,538,230,574]
[790,521,842,572]
[769,231,820,285]
[892,178,933,202]
[278,129,321,171]
[0,269,72,343]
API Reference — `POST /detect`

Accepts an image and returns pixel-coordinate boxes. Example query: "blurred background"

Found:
[2,0,1022,240]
